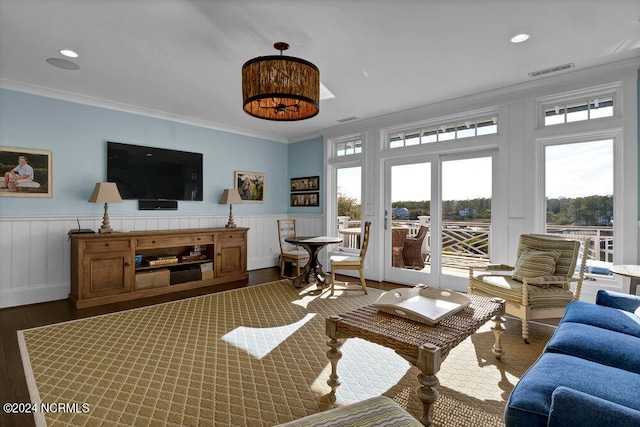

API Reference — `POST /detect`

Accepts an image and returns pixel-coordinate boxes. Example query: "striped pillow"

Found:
[513,250,561,284]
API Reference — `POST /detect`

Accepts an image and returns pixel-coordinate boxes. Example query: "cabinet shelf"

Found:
[135,259,212,272]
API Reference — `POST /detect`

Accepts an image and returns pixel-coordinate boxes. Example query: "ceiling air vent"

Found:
[528,63,574,77]
[337,116,358,123]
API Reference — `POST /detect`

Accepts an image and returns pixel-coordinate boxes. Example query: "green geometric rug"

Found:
[18,280,552,426]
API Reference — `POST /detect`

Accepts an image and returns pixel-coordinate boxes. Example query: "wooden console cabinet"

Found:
[69,227,248,308]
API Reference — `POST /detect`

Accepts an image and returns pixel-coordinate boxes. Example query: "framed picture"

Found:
[291,192,319,207]
[235,171,265,203]
[290,176,319,192]
[0,147,52,197]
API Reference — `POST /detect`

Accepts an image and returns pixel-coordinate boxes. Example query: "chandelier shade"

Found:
[242,43,320,121]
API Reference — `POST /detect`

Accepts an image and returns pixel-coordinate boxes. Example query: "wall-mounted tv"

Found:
[107,141,203,201]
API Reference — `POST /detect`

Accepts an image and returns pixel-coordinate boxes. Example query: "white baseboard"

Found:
[0,283,70,309]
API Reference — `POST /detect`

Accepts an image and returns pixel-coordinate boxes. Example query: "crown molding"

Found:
[0,79,289,144]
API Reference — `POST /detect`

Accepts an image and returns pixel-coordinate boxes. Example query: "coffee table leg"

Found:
[490,298,506,360]
[325,315,343,403]
[415,343,442,427]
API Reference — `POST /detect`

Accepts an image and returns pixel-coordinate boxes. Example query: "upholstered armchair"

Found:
[468,233,589,343]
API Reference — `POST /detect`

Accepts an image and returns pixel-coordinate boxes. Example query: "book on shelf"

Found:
[147,256,179,266]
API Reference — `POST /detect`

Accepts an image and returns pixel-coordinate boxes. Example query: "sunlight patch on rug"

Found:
[221,313,316,359]
[311,338,411,404]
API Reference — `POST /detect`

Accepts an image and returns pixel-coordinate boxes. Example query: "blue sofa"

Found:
[505,290,640,427]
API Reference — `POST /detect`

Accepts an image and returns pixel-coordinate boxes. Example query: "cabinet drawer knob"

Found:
[124,262,131,267]
[152,240,156,244]
[105,243,110,247]
[217,253,222,256]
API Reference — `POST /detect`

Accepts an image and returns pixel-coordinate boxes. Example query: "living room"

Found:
[1,1,640,426]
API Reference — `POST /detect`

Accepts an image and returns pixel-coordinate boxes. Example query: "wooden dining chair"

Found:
[277,219,309,279]
[329,221,371,295]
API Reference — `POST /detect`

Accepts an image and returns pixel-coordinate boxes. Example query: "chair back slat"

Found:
[277,219,298,252]
[359,221,372,260]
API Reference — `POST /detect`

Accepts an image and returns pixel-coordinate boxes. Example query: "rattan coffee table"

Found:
[325,293,506,427]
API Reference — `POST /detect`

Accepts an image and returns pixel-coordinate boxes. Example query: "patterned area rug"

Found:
[18,280,553,426]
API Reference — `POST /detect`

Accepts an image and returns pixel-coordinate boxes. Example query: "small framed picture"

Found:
[0,147,52,197]
[290,176,319,192]
[235,171,265,203]
[291,192,319,207]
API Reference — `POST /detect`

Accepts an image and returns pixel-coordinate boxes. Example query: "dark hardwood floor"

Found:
[0,267,404,427]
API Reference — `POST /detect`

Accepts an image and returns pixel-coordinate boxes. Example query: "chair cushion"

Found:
[470,274,574,308]
[275,395,422,427]
[517,235,580,278]
[505,353,640,427]
[512,250,561,284]
[282,250,309,259]
[545,322,640,374]
[330,255,362,266]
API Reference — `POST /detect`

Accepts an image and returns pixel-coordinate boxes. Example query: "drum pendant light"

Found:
[242,42,320,121]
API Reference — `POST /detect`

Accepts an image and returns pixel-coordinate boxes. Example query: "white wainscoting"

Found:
[0,214,324,308]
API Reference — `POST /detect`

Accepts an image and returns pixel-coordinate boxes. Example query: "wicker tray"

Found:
[373,285,471,325]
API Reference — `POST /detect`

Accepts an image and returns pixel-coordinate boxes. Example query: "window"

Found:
[545,139,614,267]
[335,139,362,157]
[336,166,362,250]
[544,96,613,126]
[388,116,497,149]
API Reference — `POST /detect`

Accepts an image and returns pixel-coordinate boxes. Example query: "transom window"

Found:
[389,116,497,149]
[544,96,613,126]
[335,139,362,157]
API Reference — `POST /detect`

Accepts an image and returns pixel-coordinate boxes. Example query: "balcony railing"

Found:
[337,217,613,268]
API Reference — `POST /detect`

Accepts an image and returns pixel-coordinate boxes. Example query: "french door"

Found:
[384,152,494,291]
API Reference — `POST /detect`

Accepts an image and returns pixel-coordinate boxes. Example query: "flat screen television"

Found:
[107,141,203,201]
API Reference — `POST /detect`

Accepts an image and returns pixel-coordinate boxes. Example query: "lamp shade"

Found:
[219,189,243,205]
[88,182,123,203]
[242,42,319,121]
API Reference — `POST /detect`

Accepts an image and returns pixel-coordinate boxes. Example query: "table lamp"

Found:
[219,189,243,228]
[88,182,122,233]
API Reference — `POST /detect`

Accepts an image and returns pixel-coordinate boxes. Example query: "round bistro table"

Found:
[284,236,343,288]
[608,265,640,296]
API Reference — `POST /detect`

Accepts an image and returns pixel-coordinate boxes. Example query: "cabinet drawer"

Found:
[84,240,131,252]
[217,232,245,242]
[136,235,214,249]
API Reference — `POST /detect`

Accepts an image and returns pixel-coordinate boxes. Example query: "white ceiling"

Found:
[1,0,639,143]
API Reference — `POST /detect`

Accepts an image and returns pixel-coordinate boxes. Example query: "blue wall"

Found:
[287,136,324,214]
[0,89,295,217]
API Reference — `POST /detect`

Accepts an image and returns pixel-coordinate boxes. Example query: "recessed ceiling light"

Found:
[59,49,78,58]
[510,33,530,43]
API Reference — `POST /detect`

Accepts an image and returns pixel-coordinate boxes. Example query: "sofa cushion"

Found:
[596,290,640,312]
[562,300,640,338]
[549,387,640,427]
[512,250,561,284]
[545,322,640,374]
[504,353,640,427]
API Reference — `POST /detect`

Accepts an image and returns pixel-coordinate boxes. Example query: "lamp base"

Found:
[226,204,237,228]
[99,202,114,233]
